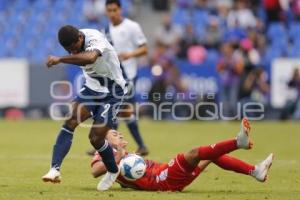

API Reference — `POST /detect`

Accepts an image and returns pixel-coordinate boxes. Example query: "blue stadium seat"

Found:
[262,47,284,73]
[223,27,247,42]
[192,10,209,28]
[121,0,132,17]
[289,22,300,41]
[172,7,190,26]
[0,0,134,59]
[287,45,300,58]
[206,49,220,64]
[267,23,286,41]
[194,25,206,39]
[269,37,288,49]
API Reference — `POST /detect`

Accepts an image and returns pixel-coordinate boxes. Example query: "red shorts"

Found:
[160,153,202,191]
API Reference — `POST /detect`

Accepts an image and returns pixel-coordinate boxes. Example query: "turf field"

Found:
[0,119,299,200]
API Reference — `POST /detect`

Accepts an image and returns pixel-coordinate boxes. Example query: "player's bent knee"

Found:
[65,115,79,130]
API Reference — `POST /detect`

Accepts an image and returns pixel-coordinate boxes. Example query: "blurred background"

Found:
[1,0,300,121]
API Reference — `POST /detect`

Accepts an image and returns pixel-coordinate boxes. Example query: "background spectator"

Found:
[280,68,300,119]
[227,0,257,28]
[83,0,106,23]
[217,42,244,116]
[154,14,182,48]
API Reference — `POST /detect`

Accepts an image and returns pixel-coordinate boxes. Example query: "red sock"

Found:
[197,139,237,160]
[213,155,255,175]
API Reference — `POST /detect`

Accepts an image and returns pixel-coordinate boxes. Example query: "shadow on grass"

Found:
[78,186,273,195]
[79,186,153,193]
[182,190,274,195]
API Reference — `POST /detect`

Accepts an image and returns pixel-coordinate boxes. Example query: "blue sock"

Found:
[97,140,118,173]
[51,125,74,170]
[126,115,145,148]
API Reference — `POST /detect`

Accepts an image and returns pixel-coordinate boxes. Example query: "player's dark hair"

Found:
[105,0,121,7]
[58,25,79,47]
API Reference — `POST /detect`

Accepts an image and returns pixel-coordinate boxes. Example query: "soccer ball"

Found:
[120,154,146,181]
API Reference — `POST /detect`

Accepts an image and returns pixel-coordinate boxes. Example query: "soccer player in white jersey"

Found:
[42,25,127,190]
[96,0,149,155]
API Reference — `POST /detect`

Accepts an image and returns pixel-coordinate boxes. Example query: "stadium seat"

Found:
[223,27,247,42]
[262,47,284,73]
[267,23,286,41]
[192,10,209,28]
[289,22,300,41]
[205,49,220,64]
[172,7,191,26]
[287,45,300,58]
[269,37,288,49]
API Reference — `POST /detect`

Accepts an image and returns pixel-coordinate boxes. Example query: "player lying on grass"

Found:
[91,118,274,191]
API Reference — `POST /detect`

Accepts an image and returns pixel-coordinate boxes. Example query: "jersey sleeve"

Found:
[85,34,106,55]
[131,22,147,47]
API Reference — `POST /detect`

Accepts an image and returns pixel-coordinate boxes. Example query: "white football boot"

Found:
[236,118,253,149]
[97,170,120,191]
[251,153,274,182]
[42,168,61,183]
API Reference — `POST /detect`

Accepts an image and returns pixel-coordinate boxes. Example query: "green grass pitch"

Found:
[0,119,299,200]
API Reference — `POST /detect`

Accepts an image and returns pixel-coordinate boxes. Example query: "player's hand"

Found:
[46,55,61,68]
[118,52,132,61]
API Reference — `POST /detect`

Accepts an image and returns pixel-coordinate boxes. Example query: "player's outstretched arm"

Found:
[46,50,100,68]
[119,44,147,61]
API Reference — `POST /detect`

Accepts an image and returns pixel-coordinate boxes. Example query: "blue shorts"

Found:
[74,85,124,129]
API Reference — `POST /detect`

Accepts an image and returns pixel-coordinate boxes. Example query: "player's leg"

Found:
[86,91,149,157]
[89,123,118,172]
[119,80,149,156]
[118,103,149,156]
[208,153,274,182]
[42,102,91,183]
[184,118,252,169]
[212,154,255,175]
[89,91,125,190]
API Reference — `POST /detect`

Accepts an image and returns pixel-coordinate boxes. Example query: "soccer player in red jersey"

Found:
[91,118,274,191]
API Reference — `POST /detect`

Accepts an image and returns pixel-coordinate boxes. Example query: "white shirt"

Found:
[227,9,256,28]
[109,18,147,80]
[80,29,127,93]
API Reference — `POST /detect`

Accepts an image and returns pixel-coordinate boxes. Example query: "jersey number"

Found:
[101,104,111,118]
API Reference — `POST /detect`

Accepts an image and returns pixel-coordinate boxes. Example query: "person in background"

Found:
[83,0,106,23]
[154,14,182,49]
[227,0,257,29]
[262,0,282,23]
[239,68,270,117]
[176,24,200,59]
[280,68,300,119]
[217,42,244,117]
[104,0,149,155]
[203,16,223,49]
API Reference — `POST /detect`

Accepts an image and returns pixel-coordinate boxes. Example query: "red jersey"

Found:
[91,152,202,191]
